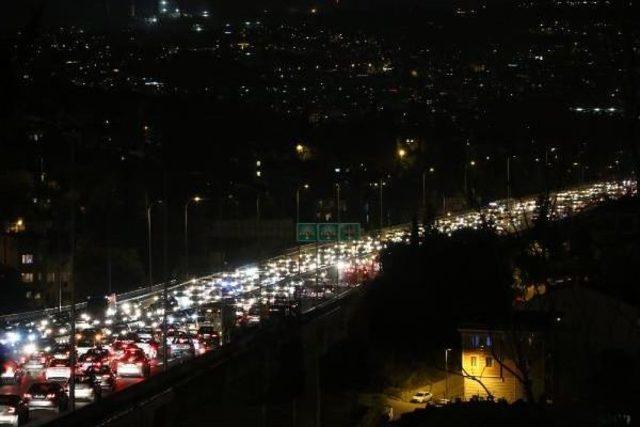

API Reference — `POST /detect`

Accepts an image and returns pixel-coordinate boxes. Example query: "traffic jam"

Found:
[0,179,635,426]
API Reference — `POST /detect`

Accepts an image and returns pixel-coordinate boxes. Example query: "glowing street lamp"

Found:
[184,196,205,275]
[397,148,407,159]
[295,184,310,224]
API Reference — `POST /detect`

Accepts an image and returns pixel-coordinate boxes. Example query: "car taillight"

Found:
[23,393,32,400]
[41,357,47,364]
[102,374,111,379]
[136,362,143,366]
[5,367,14,375]
[46,393,56,399]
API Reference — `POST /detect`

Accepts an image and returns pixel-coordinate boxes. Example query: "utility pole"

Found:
[106,200,112,295]
[147,196,153,288]
[379,178,384,230]
[68,133,77,411]
[147,199,164,287]
[507,155,512,212]
[445,348,451,401]
[336,183,341,223]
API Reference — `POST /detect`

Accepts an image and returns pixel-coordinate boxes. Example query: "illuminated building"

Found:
[459,326,545,402]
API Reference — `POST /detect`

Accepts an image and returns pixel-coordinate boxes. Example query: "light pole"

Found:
[379,178,385,229]
[422,167,435,212]
[464,160,476,200]
[445,348,452,401]
[335,183,341,223]
[147,199,164,288]
[296,184,310,277]
[184,196,203,276]
[296,184,310,225]
[507,155,512,212]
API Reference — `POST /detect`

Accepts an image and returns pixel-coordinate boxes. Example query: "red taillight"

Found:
[102,374,111,379]
[136,362,143,366]
[40,357,46,364]
[46,393,56,399]
[23,393,32,400]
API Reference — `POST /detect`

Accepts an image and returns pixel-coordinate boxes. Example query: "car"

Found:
[85,365,116,391]
[431,398,450,407]
[51,344,73,360]
[24,382,69,413]
[1,361,24,385]
[410,391,433,403]
[44,359,71,382]
[196,326,221,349]
[115,348,150,378]
[77,347,110,373]
[21,354,47,375]
[110,340,138,360]
[169,333,195,358]
[0,394,29,426]
[69,376,102,402]
[133,332,159,360]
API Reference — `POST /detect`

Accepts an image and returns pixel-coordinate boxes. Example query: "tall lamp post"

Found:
[184,196,203,276]
[296,184,310,225]
[422,167,435,213]
[445,348,452,401]
[147,199,164,289]
[296,184,310,277]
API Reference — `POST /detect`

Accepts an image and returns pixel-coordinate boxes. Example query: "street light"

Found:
[335,183,341,223]
[397,147,407,159]
[422,167,435,212]
[445,348,452,401]
[146,199,164,288]
[184,196,204,276]
[296,184,310,225]
[464,160,476,196]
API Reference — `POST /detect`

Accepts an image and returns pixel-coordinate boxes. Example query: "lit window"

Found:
[471,335,481,348]
[21,273,34,283]
[8,218,26,233]
[22,254,34,264]
[486,336,492,347]
[470,356,477,367]
[486,357,493,367]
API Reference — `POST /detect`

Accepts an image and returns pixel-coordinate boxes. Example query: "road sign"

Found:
[339,223,361,241]
[318,223,339,242]
[296,223,318,242]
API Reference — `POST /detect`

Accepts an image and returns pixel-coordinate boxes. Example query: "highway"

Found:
[0,178,635,426]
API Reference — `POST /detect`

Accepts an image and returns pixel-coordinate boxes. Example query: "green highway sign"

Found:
[297,222,362,242]
[296,223,318,242]
[339,223,361,241]
[318,223,339,242]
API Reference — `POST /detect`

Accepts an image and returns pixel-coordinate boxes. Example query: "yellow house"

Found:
[459,328,543,403]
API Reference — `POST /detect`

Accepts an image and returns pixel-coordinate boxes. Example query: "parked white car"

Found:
[410,391,433,403]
